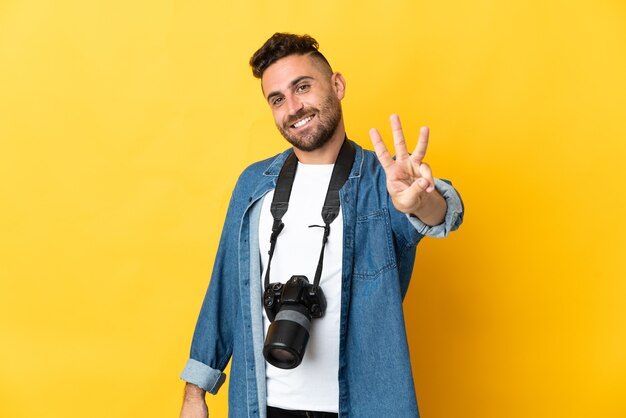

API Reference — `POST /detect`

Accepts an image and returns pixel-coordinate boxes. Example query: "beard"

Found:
[276,94,342,152]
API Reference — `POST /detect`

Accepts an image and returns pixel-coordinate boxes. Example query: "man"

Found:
[180,33,463,418]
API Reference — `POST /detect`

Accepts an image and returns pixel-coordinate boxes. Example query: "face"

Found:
[261,54,345,152]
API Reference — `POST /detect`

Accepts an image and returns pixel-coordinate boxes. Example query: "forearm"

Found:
[410,188,447,226]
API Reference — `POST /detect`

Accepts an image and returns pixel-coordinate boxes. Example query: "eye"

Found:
[296,83,310,93]
[271,96,284,107]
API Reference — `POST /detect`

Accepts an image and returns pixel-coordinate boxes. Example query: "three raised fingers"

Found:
[370,114,430,168]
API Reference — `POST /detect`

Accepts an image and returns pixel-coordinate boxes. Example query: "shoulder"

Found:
[230,149,291,195]
[361,147,384,171]
[352,143,386,185]
[344,140,384,179]
[238,155,278,180]
[241,148,291,178]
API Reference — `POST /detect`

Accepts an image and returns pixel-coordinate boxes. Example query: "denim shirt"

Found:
[181,141,464,418]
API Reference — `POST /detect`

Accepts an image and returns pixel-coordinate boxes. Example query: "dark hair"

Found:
[249,32,332,78]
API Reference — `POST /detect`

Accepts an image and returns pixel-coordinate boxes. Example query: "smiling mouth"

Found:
[291,114,314,129]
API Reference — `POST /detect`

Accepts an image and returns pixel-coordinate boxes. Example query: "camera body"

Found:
[263,275,326,321]
[263,275,327,369]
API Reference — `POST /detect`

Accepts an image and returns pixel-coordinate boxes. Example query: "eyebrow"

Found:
[266,76,315,102]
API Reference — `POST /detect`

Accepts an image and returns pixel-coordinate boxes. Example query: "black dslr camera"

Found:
[263,275,327,369]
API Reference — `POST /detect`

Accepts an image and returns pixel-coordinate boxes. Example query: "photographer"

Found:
[180,33,464,418]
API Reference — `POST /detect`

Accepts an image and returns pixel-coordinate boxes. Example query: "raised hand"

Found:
[369,114,437,216]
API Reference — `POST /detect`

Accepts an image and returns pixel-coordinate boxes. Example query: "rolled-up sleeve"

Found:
[406,178,464,238]
[180,358,227,394]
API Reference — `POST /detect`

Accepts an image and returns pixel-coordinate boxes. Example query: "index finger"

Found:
[369,127,394,170]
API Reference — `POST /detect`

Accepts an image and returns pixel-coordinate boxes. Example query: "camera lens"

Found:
[265,348,295,364]
[263,304,311,369]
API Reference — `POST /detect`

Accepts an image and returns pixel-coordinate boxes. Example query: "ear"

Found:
[331,72,346,100]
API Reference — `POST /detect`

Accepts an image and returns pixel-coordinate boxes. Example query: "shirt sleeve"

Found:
[405,178,464,238]
[179,175,248,395]
[180,358,227,394]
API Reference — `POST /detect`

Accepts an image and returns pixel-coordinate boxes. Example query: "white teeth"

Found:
[293,116,312,128]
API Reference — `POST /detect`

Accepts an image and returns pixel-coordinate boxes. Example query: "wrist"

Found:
[410,189,446,226]
[184,383,206,401]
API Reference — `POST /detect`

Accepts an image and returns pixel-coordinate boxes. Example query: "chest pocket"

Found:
[353,209,396,280]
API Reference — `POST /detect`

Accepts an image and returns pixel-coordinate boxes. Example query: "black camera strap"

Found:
[264,139,355,290]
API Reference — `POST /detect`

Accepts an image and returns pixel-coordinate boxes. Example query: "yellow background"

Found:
[1,1,625,417]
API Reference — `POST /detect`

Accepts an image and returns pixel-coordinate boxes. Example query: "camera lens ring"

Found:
[273,308,311,331]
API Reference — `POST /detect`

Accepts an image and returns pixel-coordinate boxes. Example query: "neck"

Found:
[292,120,346,164]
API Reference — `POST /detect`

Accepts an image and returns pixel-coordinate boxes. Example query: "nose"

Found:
[285,94,304,115]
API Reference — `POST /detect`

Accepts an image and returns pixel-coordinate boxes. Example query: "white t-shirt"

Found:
[259,163,342,413]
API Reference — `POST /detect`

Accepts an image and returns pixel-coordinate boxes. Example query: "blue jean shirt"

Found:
[181,141,464,417]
